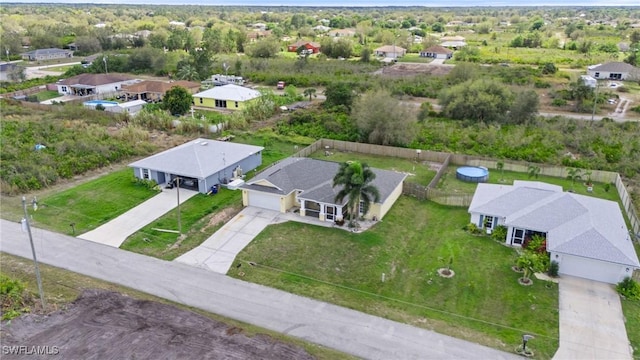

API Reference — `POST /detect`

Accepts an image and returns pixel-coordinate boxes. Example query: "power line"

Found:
[236,258,560,341]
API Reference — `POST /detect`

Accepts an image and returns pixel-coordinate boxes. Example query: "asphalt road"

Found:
[0,219,518,360]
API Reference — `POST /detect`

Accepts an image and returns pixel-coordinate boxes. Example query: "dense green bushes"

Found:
[0,275,31,320]
[0,101,157,195]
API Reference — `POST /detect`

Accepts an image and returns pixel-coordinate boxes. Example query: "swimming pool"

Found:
[456,166,490,183]
[83,100,119,108]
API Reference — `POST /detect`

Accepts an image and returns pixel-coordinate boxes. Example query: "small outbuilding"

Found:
[129,139,264,193]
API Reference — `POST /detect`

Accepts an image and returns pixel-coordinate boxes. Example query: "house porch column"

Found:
[299,199,306,217]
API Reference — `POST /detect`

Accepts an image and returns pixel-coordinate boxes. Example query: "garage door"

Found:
[559,255,623,284]
[247,191,281,211]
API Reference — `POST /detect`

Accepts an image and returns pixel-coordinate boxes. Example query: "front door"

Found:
[326,206,335,221]
[511,228,525,245]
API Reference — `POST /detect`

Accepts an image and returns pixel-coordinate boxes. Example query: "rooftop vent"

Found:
[201,142,208,146]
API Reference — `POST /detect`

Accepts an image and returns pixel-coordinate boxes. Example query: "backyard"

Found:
[230,196,560,358]
[309,149,437,186]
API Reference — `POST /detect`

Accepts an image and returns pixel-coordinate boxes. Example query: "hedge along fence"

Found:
[292,139,640,237]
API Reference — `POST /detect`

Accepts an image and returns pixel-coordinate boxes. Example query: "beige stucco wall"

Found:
[377,181,404,219]
[282,192,297,212]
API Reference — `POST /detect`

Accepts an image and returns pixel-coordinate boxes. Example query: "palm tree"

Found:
[333,161,380,227]
[175,63,200,81]
[303,88,317,102]
[567,168,582,191]
[527,164,541,179]
[496,161,505,182]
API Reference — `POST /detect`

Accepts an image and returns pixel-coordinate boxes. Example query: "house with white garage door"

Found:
[241,157,407,223]
[468,180,639,284]
[129,139,264,194]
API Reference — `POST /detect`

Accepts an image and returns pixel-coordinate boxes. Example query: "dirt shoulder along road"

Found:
[1,290,315,359]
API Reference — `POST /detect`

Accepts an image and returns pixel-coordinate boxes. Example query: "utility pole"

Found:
[176,177,182,235]
[22,196,46,310]
[591,80,599,123]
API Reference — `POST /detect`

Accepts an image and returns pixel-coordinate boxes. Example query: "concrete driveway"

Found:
[175,207,280,273]
[78,187,198,247]
[553,275,632,359]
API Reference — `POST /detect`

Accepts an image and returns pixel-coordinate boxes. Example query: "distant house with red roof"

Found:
[287,40,321,54]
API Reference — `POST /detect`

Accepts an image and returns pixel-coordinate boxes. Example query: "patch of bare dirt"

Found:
[203,207,240,232]
[1,290,315,360]
[377,62,454,78]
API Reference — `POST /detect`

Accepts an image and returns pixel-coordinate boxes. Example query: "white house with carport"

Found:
[468,181,639,284]
[241,157,407,223]
[129,139,264,194]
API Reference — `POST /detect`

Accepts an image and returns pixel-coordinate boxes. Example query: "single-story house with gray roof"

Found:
[587,62,640,81]
[241,157,407,223]
[469,180,639,284]
[129,139,264,194]
[21,48,73,61]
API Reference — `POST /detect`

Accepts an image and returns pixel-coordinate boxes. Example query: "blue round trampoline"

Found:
[456,166,489,183]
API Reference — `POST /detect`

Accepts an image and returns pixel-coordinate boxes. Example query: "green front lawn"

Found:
[231,196,559,358]
[120,188,243,260]
[622,298,640,359]
[309,150,436,186]
[27,169,158,235]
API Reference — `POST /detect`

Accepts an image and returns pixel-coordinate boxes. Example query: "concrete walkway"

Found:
[78,187,198,247]
[0,219,518,360]
[553,275,632,360]
[176,207,336,274]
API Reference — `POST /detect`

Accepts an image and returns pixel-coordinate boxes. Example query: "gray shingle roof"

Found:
[128,139,263,179]
[242,158,407,205]
[469,181,639,267]
[590,62,636,73]
[58,73,136,86]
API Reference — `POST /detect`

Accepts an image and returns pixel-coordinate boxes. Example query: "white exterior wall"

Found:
[552,252,633,284]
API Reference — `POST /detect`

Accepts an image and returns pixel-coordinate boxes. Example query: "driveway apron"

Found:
[175,207,280,274]
[78,187,198,247]
[553,275,632,360]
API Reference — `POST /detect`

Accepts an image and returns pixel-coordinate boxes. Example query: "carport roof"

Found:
[129,139,264,179]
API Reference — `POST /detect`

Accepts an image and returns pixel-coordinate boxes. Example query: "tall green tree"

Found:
[324,82,355,110]
[439,79,514,122]
[352,89,416,146]
[333,161,380,226]
[508,90,539,125]
[163,86,193,116]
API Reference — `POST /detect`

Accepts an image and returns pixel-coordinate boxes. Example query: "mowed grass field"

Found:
[231,196,560,358]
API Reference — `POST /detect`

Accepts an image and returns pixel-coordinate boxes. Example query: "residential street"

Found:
[0,219,518,360]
